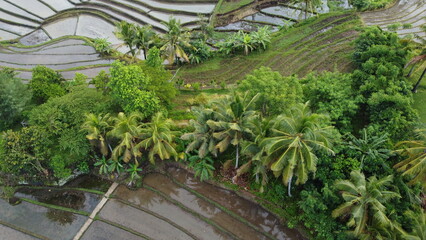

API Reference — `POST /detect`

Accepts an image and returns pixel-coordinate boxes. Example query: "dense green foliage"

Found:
[216,27,272,56]
[108,61,160,116]
[0,72,31,131]
[1,86,112,180]
[1,12,424,240]
[237,67,303,116]
[352,26,417,140]
[349,0,394,11]
[29,66,66,104]
[302,71,358,131]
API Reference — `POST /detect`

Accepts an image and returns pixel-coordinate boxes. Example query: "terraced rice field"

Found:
[215,1,329,32]
[0,0,218,78]
[180,12,361,84]
[0,0,217,42]
[361,0,426,41]
[0,168,304,240]
[0,37,112,80]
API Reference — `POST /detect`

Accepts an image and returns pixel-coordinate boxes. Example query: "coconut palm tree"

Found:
[239,116,272,192]
[332,170,400,238]
[114,21,138,57]
[207,92,259,169]
[136,112,178,164]
[108,112,143,164]
[160,17,192,64]
[262,102,335,196]
[134,25,156,60]
[403,209,426,240]
[81,113,111,156]
[394,129,426,189]
[181,106,219,158]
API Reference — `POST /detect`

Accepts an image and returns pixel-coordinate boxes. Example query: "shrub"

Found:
[187,40,212,64]
[216,27,272,56]
[192,82,201,91]
[92,38,113,56]
[91,70,110,93]
[146,47,163,68]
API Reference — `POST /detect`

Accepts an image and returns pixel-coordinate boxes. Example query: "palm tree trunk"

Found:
[288,175,293,197]
[108,143,113,154]
[235,144,239,168]
[412,67,426,93]
[406,64,416,77]
[304,1,308,20]
[143,47,147,60]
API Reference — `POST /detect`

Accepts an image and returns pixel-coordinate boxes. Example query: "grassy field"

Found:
[214,0,255,14]
[177,12,361,85]
[169,88,230,121]
[410,62,426,125]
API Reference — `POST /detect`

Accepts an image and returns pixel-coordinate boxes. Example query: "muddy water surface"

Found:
[144,173,270,240]
[81,220,144,240]
[0,199,87,240]
[15,188,102,212]
[168,167,305,240]
[99,199,193,240]
[114,185,232,240]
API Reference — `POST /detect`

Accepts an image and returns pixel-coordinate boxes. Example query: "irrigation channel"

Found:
[0,167,305,240]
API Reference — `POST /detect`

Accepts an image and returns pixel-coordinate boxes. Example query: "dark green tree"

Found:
[0,72,31,131]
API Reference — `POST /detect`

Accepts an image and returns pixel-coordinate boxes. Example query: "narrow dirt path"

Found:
[72,182,119,240]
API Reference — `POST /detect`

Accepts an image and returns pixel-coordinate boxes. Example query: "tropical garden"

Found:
[0,0,425,239]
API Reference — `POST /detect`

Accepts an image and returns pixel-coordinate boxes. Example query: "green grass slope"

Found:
[178,12,362,85]
[410,61,426,125]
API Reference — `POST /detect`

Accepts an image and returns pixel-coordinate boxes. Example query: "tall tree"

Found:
[262,102,335,196]
[207,93,259,169]
[332,171,400,238]
[394,129,426,189]
[115,21,138,57]
[160,17,192,64]
[135,25,156,60]
[136,112,178,164]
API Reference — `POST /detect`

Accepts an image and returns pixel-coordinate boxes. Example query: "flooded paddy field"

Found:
[0,170,305,240]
